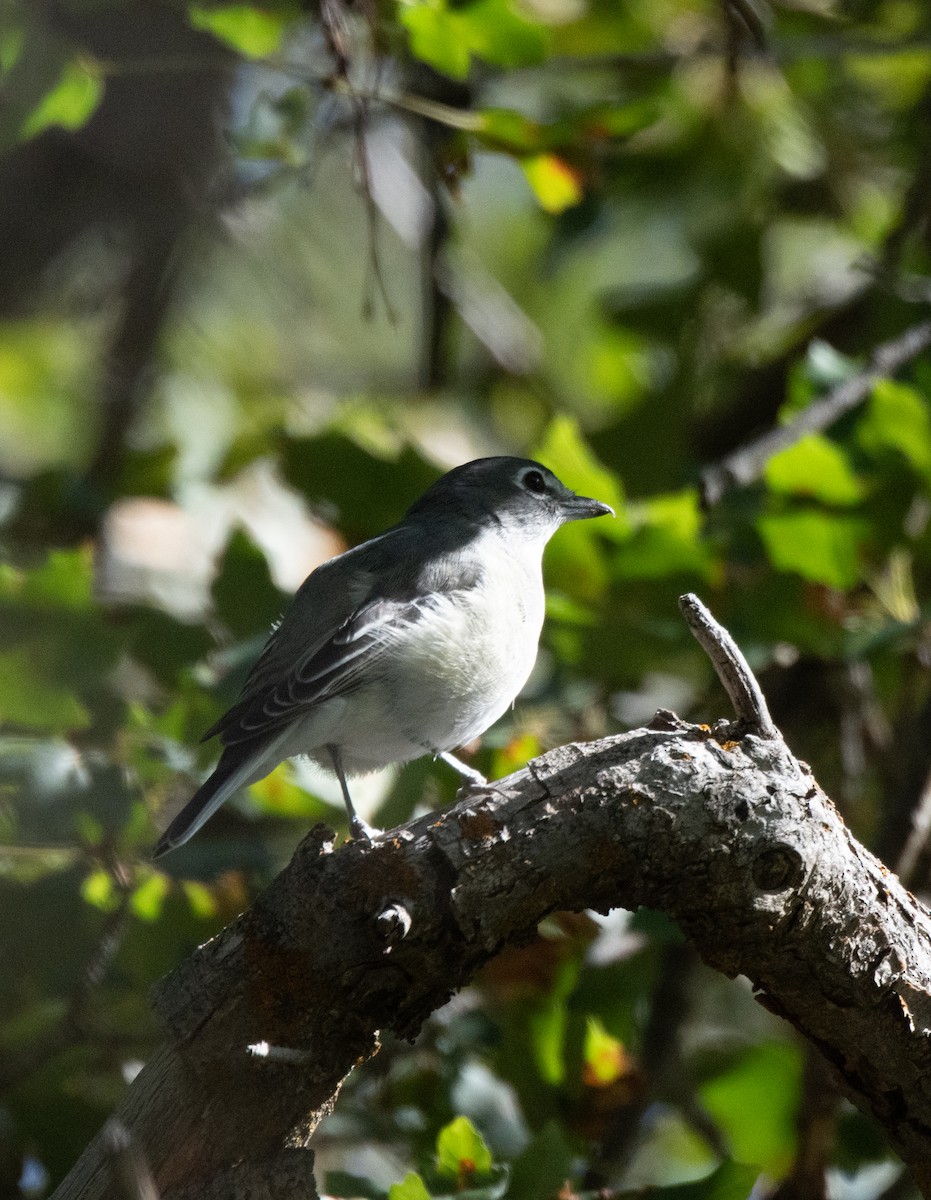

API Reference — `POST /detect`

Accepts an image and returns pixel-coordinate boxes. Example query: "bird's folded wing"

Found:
[202,518,485,746]
[206,592,442,745]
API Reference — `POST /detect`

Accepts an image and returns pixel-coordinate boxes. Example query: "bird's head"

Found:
[406,457,614,539]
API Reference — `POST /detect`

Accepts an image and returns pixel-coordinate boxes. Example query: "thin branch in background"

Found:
[720,0,768,92]
[354,108,398,324]
[679,593,777,736]
[699,320,931,508]
[895,765,931,886]
[835,660,891,813]
[724,0,768,52]
[319,0,397,324]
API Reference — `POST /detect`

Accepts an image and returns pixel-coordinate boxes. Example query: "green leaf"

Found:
[455,0,548,69]
[188,4,294,58]
[0,647,90,732]
[435,1116,493,1178]
[389,1172,432,1200]
[81,868,120,913]
[400,4,471,79]
[582,1015,627,1086]
[700,1042,801,1174]
[524,956,580,1087]
[181,880,219,919]
[20,57,103,139]
[400,0,547,80]
[20,548,93,610]
[130,872,170,921]
[212,530,286,639]
[614,490,713,580]
[764,434,864,505]
[522,154,584,214]
[858,379,931,479]
[756,509,865,590]
[653,1161,763,1200]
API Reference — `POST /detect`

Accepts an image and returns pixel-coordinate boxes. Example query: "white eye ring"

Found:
[522,469,547,494]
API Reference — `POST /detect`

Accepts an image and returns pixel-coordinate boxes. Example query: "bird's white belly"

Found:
[294,564,545,775]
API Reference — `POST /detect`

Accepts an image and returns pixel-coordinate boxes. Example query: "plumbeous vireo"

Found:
[153,457,613,857]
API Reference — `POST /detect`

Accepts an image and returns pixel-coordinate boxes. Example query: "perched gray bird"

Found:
[153,457,613,857]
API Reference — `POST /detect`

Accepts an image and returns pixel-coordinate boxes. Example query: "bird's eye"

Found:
[522,469,547,494]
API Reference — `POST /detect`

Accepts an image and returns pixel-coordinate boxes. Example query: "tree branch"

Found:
[50,609,931,1199]
[699,320,931,507]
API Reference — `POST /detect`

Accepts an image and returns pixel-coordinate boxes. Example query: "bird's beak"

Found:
[562,493,615,522]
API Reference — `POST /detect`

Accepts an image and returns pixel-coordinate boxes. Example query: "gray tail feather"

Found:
[152,735,287,859]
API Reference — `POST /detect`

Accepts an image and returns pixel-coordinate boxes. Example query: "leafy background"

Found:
[1,0,931,1195]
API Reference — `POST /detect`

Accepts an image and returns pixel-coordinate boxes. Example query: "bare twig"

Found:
[699,321,931,508]
[679,593,777,736]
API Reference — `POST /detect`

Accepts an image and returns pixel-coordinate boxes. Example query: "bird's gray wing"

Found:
[205,524,482,747]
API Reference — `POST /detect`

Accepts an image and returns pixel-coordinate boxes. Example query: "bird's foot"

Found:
[348,814,381,842]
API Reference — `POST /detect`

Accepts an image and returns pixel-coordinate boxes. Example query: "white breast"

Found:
[319,529,547,773]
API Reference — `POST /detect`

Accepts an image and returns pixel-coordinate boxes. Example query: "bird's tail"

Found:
[152,733,288,860]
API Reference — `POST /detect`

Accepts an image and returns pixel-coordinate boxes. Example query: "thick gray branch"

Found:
[51,717,931,1198]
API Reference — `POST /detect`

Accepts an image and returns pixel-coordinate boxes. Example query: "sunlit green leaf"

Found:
[475,107,545,153]
[436,1116,493,1178]
[388,1172,432,1200]
[188,4,294,58]
[400,3,472,79]
[858,379,931,479]
[400,0,547,79]
[455,0,548,68]
[182,880,219,919]
[764,435,864,505]
[756,509,865,590]
[700,1041,801,1174]
[249,762,328,819]
[20,57,103,139]
[582,1015,629,1086]
[81,868,120,913]
[130,872,170,921]
[522,154,584,214]
[20,548,93,610]
[614,490,713,580]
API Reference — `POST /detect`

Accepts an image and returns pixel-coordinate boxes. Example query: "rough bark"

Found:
[52,713,931,1199]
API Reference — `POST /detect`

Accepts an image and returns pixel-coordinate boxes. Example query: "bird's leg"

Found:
[439,750,513,801]
[438,751,487,788]
[327,744,378,841]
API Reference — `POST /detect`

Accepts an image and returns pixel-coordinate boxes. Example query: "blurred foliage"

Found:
[1,0,931,1195]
